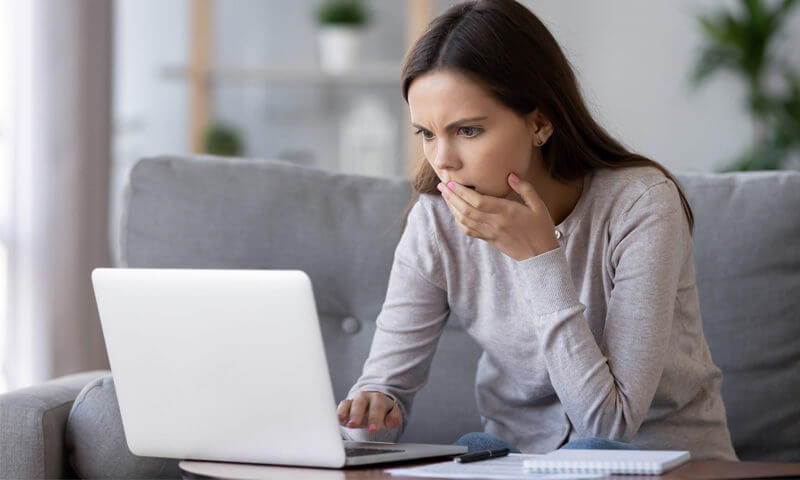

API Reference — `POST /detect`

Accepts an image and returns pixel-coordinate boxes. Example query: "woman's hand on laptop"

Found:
[337,391,402,433]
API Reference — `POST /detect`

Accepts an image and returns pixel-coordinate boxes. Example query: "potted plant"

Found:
[689,0,800,171]
[314,0,370,74]
[204,123,244,156]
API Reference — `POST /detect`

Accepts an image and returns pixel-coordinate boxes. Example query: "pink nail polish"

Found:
[369,423,377,431]
[447,182,455,190]
[436,184,443,192]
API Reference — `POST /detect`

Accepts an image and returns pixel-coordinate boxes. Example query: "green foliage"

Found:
[690,0,800,171]
[204,123,243,156]
[314,0,369,26]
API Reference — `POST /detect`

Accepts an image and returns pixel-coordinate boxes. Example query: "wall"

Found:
[518,0,800,173]
[112,0,800,226]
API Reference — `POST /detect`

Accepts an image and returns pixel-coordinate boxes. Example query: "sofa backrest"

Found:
[673,170,800,462]
[117,155,800,461]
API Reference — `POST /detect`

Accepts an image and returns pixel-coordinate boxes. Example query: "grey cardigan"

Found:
[341,165,738,461]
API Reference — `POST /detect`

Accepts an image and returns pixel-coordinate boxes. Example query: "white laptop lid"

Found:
[91,268,348,468]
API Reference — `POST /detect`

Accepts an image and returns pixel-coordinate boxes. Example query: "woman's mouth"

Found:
[442,179,477,190]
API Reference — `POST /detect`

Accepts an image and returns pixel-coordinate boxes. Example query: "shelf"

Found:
[160,61,402,86]
[182,0,433,165]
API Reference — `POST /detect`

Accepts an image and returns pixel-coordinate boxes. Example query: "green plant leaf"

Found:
[693,0,800,171]
[689,44,740,87]
[315,0,369,25]
[204,124,243,156]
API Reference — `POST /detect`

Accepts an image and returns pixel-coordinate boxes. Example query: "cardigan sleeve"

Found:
[511,180,687,442]
[340,195,450,443]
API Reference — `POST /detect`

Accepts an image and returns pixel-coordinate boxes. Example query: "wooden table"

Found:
[179,457,800,480]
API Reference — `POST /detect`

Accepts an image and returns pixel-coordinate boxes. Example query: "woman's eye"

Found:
[458,126,482,138]
[414,127,482,141]
[414,129,434,140]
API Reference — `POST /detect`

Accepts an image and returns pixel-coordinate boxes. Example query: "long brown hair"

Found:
[399,0,694,234]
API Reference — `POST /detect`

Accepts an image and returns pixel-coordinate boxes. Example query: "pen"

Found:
[453,447,510,463]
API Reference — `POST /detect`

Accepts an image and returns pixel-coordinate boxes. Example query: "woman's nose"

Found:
[432,143,458,170]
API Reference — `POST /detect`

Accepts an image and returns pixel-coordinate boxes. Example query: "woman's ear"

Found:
[525,108,554,144]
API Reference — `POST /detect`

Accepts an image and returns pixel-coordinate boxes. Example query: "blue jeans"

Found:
[453,432,643,454]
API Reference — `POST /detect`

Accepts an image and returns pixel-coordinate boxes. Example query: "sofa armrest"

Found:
[0,370,111,479]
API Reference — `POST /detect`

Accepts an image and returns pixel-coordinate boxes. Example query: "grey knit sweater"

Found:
[341,165,738,461]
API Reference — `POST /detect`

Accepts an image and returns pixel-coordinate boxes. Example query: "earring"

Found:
[537,139,543,146]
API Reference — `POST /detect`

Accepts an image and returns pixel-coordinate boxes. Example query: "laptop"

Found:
[90,268,467,468]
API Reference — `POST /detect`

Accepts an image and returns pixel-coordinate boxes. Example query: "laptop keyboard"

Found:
[345,446,405,457]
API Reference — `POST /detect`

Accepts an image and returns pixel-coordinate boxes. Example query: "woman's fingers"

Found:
[337,399,351,425]
[371,394,403,431]
[347,394,369,428]
[367,395,396,432]
[337,392,402,431]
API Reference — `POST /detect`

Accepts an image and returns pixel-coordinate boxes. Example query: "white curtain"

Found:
[2,0,113,390]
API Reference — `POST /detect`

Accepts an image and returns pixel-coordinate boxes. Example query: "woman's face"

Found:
[408,69,542,198]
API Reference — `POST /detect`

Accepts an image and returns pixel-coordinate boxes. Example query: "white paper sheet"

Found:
[385,453,606,479]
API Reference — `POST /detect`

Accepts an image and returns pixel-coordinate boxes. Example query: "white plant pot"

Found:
[317,25,363,74]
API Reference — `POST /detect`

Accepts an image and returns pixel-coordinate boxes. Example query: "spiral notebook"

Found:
[386,453,606,479]
[522,449,691,475]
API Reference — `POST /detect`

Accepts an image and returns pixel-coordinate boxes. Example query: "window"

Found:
[0,0,12,393]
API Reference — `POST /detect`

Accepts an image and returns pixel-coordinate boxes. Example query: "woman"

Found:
[337,0,738,461]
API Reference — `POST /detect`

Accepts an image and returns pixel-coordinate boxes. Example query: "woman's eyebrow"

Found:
[411,116,488,131]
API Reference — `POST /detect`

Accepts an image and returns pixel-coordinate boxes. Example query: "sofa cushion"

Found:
[65,375,181,479]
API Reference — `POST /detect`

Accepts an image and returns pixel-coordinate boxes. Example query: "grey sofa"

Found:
[1,154,799,479]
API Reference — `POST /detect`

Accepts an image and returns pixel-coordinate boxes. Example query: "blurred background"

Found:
[0,0,798,392]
